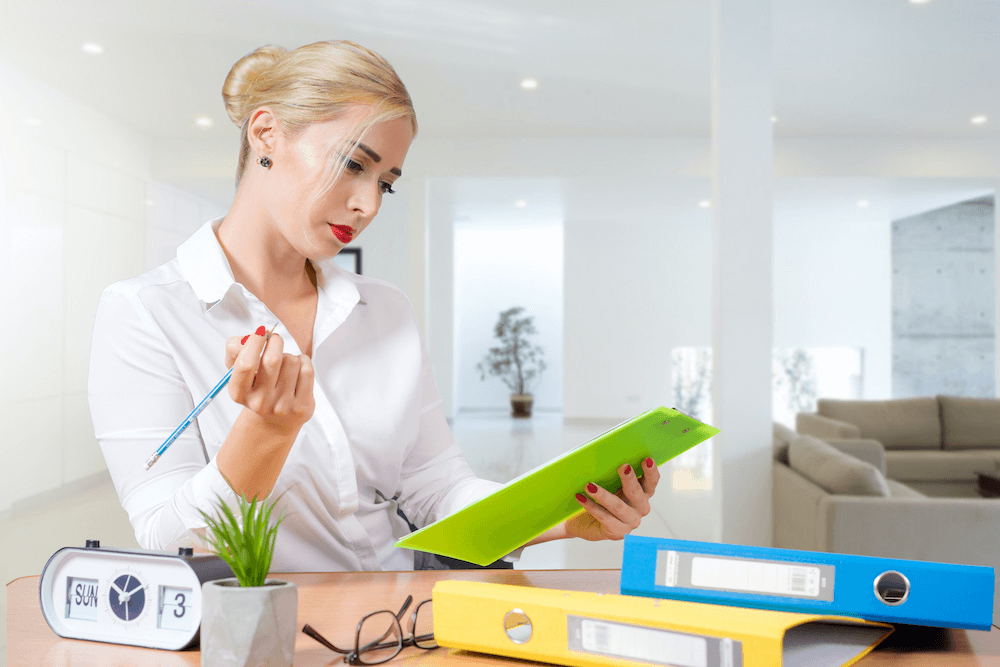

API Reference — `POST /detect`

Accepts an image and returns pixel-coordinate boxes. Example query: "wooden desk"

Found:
[8,568,1000,666]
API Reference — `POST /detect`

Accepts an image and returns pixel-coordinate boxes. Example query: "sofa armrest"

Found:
[821,495,1000,566]
[797,412,862,440]
[822,439,886,476]
[773,462,828,552]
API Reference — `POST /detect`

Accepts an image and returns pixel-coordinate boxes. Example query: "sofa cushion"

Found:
[788,434,891,497]
[817,398,941,450]
[884,449,999,482]
[773,422,797,464]
[796,412,862,440]
[824,439,887,476]
[939,395,1000,450]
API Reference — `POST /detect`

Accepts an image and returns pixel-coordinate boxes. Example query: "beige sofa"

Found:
[772,422,1000,625]
[797,396,1000,497]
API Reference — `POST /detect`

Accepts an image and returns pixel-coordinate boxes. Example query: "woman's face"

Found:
[266,108,414,262]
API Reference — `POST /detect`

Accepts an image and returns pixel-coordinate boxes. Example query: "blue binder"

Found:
[620,535,995,631]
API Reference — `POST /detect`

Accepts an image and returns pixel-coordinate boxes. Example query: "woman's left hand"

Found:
[563,458,661,541]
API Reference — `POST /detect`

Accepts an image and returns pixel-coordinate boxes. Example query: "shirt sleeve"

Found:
[87,282,242,550]
[394,330,501,529]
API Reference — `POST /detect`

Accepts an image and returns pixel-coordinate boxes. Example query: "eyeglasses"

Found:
[302,595,438,665]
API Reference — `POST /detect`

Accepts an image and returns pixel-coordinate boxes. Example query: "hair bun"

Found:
[221,45,289,127]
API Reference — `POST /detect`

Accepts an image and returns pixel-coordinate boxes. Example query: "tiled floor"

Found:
[1,410,715,664]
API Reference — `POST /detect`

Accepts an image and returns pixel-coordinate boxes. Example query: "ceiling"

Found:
[1,0,997,144]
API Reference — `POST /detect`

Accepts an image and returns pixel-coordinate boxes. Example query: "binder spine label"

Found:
[566,615,742,667]
[656,550,836,602]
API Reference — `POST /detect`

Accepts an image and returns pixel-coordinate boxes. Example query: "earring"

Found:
[257,156,272,168]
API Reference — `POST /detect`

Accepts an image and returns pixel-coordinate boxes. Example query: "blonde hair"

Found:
[221,41,417,192]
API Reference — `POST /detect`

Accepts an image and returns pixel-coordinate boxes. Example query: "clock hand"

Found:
[119,576,135,604]
[109,580,126,598]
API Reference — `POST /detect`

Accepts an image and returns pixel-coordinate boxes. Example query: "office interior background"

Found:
[2,0,999,659]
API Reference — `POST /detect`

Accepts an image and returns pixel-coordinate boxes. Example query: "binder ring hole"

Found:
[661,420,670,425]
[682,428,690,434]
[874,571,910,606]
[503,609,533,644]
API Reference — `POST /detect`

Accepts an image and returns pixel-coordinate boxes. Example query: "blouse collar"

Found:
[176,216,362,314]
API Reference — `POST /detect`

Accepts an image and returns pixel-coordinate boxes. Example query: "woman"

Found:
[88,40,660,572]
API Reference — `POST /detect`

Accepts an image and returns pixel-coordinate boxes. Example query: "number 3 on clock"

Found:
[158,586,193,631]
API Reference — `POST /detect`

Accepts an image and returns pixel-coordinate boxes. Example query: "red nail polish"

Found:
[241,335,249,345]
[586,483,598,494]
[624,464,632,476]
[645,457,654,468]
[256,326,266,336]
[575,493,587,504]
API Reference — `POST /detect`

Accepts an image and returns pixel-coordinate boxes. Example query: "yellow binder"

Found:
[432,581,893,667]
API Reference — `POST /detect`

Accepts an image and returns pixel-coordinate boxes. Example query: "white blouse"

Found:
[88,216,501,572]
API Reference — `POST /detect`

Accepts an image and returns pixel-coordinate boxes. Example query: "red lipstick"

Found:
[330,225,353,243]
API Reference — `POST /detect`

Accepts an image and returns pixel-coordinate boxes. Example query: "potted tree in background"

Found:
[198,493,295,667]
[477,306,547,418]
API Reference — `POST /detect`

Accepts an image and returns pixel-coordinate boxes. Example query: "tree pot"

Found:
[201,578,297,667]
[510,394,534,418]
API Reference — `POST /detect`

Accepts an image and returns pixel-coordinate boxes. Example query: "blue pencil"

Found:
[143,323,278,471]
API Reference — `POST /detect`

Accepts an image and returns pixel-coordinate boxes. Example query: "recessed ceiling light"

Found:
[857,200,870,208]
[909,0,932,4]
[698,200,712,208]
[195,116,213,128]
[771,115,777,123]
[144,199,156,207]
[520,78,538,91]
[82,42,103,54]
[24,117,42,126]
[515,199,528,208]
[971,115,988,125]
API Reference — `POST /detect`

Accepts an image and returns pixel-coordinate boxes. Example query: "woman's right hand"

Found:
[225,326,316,435]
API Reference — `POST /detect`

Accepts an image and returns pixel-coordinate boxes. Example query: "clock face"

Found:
[107,573,147,622]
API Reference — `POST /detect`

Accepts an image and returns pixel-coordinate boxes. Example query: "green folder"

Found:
[395,406,720,566]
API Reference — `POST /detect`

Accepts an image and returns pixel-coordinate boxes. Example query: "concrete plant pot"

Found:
[510,394,534,418]
[201,578,297,667]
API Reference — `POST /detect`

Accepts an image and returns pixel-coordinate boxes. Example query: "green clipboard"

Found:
[395,406,720,566]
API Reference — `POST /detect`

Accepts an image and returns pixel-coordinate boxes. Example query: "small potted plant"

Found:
[198,493,295,667]
[477,306,547,418]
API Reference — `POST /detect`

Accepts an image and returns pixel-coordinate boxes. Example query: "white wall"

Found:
[354,181,412,293]
[146,181,227,270]
[774,180,893,400]
[0,58,151,513]
[412,138,714,420]
[410,136,1000,421]
[0,58,244,515]
[426,179,458,416]
[454,222,563,412]
[563,180,714,419]
[773,178,996,401]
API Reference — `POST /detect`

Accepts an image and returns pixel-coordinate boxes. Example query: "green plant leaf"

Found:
[198,491,285,587]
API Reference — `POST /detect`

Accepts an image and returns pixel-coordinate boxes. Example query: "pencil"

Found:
[143,322,279,471]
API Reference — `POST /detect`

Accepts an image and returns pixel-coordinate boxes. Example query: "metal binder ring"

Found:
[874,570,910,606]
[503,609,533,644]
